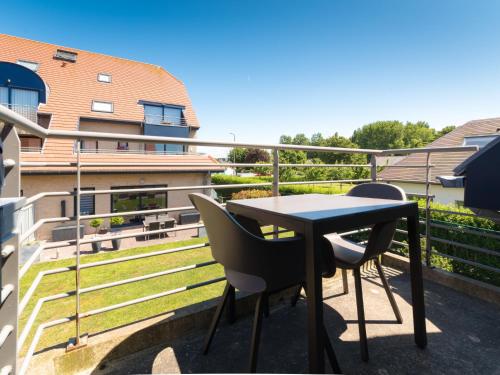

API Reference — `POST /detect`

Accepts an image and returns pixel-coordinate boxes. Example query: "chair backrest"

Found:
[148,221,160,231]
[347,183,406,260]
[189,193,305,291]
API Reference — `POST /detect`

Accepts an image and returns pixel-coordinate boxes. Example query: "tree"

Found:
[227,147,247,163]
[402,121,436,148]
[351,121,406,150]
[436,125,456,138]
[244,148,270,164]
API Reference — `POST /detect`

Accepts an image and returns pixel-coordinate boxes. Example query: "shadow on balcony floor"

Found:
[90,267,500,374]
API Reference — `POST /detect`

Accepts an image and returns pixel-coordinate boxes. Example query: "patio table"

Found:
[226,194,427,373]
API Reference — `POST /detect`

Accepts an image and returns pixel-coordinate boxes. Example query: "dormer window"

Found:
[97,73,112,83]
[463,135,497,148]
[17,60,39,72]
[91,100,113,113]
[54,49,77,62]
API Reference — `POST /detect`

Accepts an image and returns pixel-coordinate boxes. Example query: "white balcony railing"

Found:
[1,104,495,375]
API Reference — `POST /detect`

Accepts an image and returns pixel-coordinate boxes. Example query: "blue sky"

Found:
[3,0,500,156]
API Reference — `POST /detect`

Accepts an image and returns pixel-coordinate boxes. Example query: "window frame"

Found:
[16,60,40,72]
[91,100,114,113]
[74,187,96,216]
[97,73,112,83]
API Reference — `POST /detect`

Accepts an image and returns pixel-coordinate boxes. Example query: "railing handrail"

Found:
[1,105,479,155]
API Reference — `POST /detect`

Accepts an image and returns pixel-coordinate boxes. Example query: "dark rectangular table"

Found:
[226,194,427,373]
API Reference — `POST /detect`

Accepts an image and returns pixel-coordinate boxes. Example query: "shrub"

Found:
[110,216,125,227]
[231,189,273,200]
[89,218,104,234]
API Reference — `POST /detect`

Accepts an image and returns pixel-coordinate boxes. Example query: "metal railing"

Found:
[1,104,497,375]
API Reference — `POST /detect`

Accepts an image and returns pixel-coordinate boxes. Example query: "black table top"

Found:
[227,194,415,223]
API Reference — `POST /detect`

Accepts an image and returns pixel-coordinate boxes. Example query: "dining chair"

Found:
[189,193,341,373]
[325,183,405,361]
[146,221,161,240]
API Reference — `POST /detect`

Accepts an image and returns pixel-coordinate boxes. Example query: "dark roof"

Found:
[379,117,500,184]
[454,134,500,175]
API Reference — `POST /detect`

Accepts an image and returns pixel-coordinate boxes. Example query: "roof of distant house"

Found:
[379,117,500,184]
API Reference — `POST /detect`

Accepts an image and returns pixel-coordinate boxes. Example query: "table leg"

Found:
[305,224,325,373]
[407,213,427,348]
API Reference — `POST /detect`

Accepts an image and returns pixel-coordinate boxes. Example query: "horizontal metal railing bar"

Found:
[380,145,479,155]
[18,243,210,350]
[430,222,500,240]
[429,236,499,257]
[279,163,371,168]
[79,260,218,294]
[80,242,209,269]
[0,325,14,348]
[380,164,435,168]
[18,291,74,350]
[19,267,75,315]
[1,245,15,258]
[19,317,75,375]
[79,276,225,318]
[339,228,371,236]
[81,206,195,220]
[24,191,72,206]
[0,107,380,153]
[20,217,71,243]
[1,284,14,305]
[430,208,500,221]
[432,251,500,274]
[79,224,204,245]
[19,244,48,278]
[279,179,370,186]
[391,240,409,247]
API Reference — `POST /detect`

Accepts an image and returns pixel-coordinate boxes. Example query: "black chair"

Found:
[325,183,405,361]
[189,193,341,373]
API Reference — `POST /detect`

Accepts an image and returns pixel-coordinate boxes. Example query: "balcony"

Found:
[0,104,38,124]
[0,105,499,375]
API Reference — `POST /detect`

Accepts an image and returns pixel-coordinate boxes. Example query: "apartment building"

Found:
[0,34,221,240]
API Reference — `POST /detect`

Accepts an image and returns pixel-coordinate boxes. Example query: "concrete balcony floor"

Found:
[86,265,500,375]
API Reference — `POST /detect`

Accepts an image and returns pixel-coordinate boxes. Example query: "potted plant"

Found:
[89,218,104,252]
[110,216,125,250]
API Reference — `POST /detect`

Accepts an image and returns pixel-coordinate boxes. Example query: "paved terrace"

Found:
[32,264,500,374]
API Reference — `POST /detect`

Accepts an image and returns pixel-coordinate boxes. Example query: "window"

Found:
[111,185,167,225]
[0,87,39,122]
[97,73,112,83]
[91,100,113,113]
[54,49,77,62]
[17,60,39,72]
[463,135,497,148]
[117,142,129,151]
[144,104,184,126]
[74,188,95,216]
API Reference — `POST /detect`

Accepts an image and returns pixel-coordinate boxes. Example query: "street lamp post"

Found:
[229,132,236,175]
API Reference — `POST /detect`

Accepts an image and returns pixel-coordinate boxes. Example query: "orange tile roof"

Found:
[379,117,500,183]
[0,34,222,173]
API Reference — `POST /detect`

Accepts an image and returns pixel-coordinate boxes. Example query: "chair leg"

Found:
[226,284,236,324]
[290,283,304,307]
[374,258,403,324]
[249,293,265,373]
[341,269,349,294]
[262,292,270,318]
[203,282,232,355]
[322,324,342,374]
[353,268,369,362]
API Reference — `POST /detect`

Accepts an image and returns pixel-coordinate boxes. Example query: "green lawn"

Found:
[20,237,225,353]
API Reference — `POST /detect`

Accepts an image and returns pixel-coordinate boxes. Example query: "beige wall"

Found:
[79,120,144,152]
[21,172,210,241]
[390,181,464,206]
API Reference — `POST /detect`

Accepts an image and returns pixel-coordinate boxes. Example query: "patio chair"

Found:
[189,193,341,373]
[311,182,405,362]
[145,221,162,240]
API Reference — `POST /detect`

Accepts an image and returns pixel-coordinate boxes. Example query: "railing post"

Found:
[68,139,86,350]
[425,152,432,267]
[370,154,377,182]
[272,148,279,238]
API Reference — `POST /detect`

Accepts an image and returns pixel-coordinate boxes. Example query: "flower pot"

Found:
[111,238,121,250]
[91,241,101,253]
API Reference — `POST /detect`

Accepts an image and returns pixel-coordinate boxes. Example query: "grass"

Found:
[19,237,225,354]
